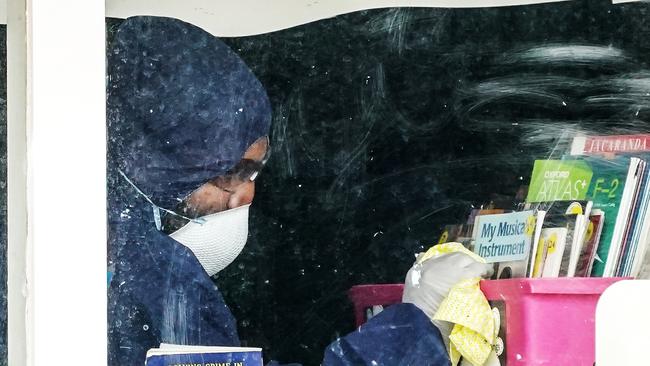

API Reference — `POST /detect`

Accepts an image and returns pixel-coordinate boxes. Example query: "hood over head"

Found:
[107,16,272,209]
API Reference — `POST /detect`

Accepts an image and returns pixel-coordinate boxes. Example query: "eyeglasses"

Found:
[207,141,271,193]
[160,141,271,234]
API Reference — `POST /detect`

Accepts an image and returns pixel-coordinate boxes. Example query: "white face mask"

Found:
[169,204,251,277]
[117,170,252,277]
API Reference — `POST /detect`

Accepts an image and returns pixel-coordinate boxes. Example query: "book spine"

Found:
[620,162,650,276]
[626,168,650,277]
[603,158,642,277]
[615,161,647,276]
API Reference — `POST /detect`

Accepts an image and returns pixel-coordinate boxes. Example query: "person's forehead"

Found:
[242,137,269,161]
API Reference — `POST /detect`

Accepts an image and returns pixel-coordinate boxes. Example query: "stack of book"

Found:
[440,134,650,279]
[569,134,650,278]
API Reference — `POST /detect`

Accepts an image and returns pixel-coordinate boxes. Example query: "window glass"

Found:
[106,2,650,365]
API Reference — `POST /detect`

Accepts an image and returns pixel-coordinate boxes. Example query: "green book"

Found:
[526,157,634,276]
[527,160,593,203]
[585,156,638,277]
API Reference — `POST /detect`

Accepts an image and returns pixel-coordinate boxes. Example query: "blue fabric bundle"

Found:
[323,303,451,366]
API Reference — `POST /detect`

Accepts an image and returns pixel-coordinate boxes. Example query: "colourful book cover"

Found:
[532,230,551,278]
[587,156,641,277]
[146,346,263,366]
[472,210,536,264]
[534,212,580,277]
[540,227,569,278]
[583,156,635,277]
[525,156,636,276]
[571,134,650,156]
[575,212,604,277]
[524,200,591,277]
[569,134,650,276]
[526,160,593,203]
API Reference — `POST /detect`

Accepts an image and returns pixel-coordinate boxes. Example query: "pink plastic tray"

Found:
[349,277,626,365]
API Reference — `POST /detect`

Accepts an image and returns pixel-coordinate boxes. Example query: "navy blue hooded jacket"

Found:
[107,16,271,366]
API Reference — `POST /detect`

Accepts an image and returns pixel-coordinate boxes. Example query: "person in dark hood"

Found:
[106,16,271,366]
[106,15,485,366]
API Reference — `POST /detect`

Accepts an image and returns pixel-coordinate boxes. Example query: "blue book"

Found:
[146,345,263,366]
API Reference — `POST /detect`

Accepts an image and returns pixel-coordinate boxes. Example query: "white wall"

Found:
[6,0,27,364]
[596,280,650,365]
[106,0,571,37]
[27,0,107,365]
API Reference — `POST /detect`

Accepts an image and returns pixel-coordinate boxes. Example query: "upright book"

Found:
[616,160,650,276]
[471,210,535,278]
[575,211,605,277]
[579,156,641,276]
[571,134,650,277]
[539,227,569,278]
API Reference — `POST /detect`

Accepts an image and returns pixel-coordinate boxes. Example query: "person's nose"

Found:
[228,180,255,209]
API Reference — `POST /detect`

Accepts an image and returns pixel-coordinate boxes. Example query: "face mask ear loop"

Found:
[117,169,207,229]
